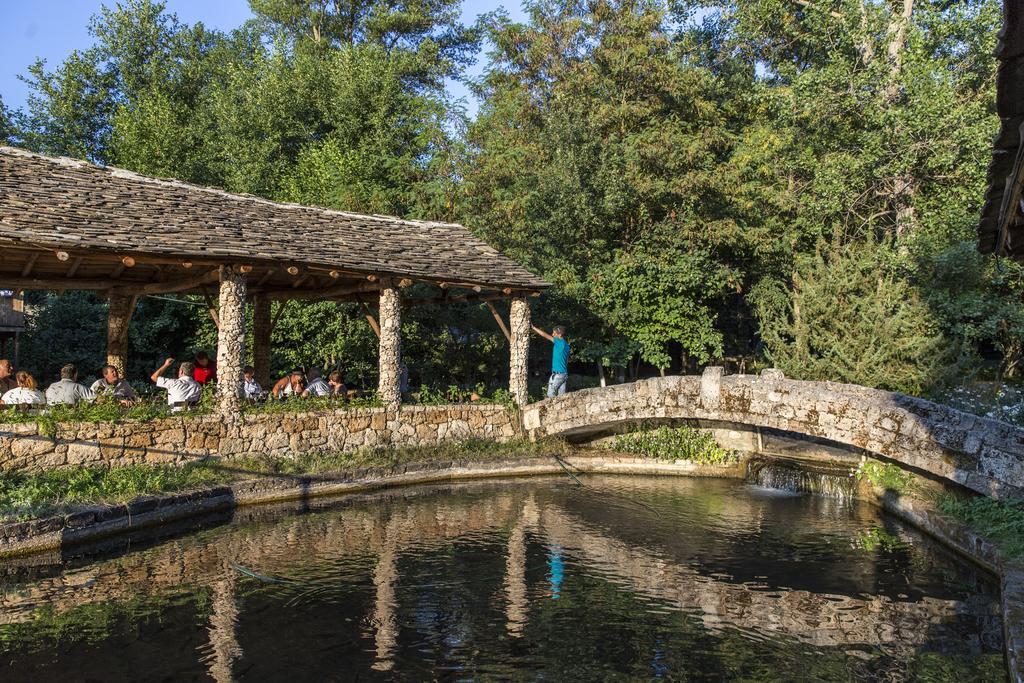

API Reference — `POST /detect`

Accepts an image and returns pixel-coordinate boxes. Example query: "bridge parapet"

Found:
[522,369,1024,499]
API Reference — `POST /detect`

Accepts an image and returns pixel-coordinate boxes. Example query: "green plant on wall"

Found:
[852,458,916,494]
[611,425,737,465]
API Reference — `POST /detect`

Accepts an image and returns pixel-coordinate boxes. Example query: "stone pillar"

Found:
[206,571,241,683]
[252,295,272,388]
[504,513,528,637]
[216,266,247,414]
[372,518,400,672]
[509,296,531,407]
[106,294,135,374]
[378,285,402,407]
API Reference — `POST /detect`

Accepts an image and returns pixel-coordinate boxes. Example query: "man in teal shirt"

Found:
[532,324,570,397]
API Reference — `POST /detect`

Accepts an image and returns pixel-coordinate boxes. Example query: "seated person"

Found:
[0,359,16,398]
[242,366,266,401]
[192,351,217,385]
[303,367,331,397]
[328,371,348,399]
[1,371,46,407]
[150,358,202,410]
[90,364,139,404]
[272,371,306,399]
[45,364,96,406]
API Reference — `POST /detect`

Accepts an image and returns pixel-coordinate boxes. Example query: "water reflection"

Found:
[0,476,1006,681]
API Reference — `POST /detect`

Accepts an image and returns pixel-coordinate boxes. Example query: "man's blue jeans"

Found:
[547,372,568,398]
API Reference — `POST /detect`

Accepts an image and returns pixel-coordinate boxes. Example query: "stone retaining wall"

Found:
[523,370,1024,499]
[0,405,518,471]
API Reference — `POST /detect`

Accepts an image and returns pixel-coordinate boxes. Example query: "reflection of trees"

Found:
[0,478,1002,672]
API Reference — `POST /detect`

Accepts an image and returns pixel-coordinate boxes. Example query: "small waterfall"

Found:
[747,458,855,499]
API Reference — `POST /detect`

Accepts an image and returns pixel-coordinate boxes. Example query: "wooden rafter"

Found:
[65,256,83,278]
[357,297,381,338]
[256,269,276,288]
[20,253,39,277]
[403,291,538,306]
[270,300,290,333]
[110,269,220,296]
[201,286,221,330]
[263,280,382,301]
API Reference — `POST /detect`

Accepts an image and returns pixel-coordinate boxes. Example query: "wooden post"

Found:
[359,298,381,338]
[216,266,247,415]
[106,294,137,375]
[378,285,402,407]
[485,301,512,343]
[509,296,531,406]
[252,295,272,388]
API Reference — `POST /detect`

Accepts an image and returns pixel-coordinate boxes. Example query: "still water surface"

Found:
[0,476,1006,681]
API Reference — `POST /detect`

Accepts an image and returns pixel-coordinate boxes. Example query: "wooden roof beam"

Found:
[20,253,39,277]
[267,280,382,301]
[110,268,220,296]
[403,291,535,306]
[0,275,127,291]
[65,256,83,278]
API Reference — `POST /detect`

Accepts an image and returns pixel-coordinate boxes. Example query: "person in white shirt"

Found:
[45,364,96,406]
[1,371,46,407]
[150,358,202,410]
[303,367,331,397]
[242,366,266,401]
[90,365,139,405]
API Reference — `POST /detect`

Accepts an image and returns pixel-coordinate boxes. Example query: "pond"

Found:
[0,476,1006,681]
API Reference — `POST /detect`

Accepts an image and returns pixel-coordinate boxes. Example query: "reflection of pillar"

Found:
[106,294,135,374]
[377,285,402,407]
[372,519,400,671]
[252,295,272,388]
[206,573,241,683]
[216,266,247,414]
[509,296,531,406]
[504,516,529,636]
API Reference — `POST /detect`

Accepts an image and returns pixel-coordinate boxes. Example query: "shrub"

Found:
[851,458,915,494]
[611,425,737,465]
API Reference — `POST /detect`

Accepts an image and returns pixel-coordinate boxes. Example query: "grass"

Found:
[610,425,738,465]
[0,437,570,522]
[938,494,1024,561]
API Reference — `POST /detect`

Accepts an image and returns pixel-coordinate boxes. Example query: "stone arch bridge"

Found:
[522,369,1024,500]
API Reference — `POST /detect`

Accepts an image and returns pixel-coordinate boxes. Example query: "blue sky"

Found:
[0,0,527,118]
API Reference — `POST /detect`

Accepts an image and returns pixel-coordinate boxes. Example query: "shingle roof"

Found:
[978,0,1024,259]
[0,146,548,290]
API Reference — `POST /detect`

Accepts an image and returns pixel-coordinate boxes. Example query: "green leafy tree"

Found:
[462,0,751,373]
[591,246,735,372]
[753,242,957,395]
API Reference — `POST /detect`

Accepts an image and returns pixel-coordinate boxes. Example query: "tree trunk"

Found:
[106,294,137,375]
[597,362,606,387]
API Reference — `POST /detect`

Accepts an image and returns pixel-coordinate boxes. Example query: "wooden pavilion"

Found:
[978,0,1024,258]
[0,146,548,411]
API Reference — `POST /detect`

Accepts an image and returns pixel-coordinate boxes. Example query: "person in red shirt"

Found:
[192,351,217,385]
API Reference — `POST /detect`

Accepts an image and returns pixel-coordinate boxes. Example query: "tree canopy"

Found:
[4,0,1018,397]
